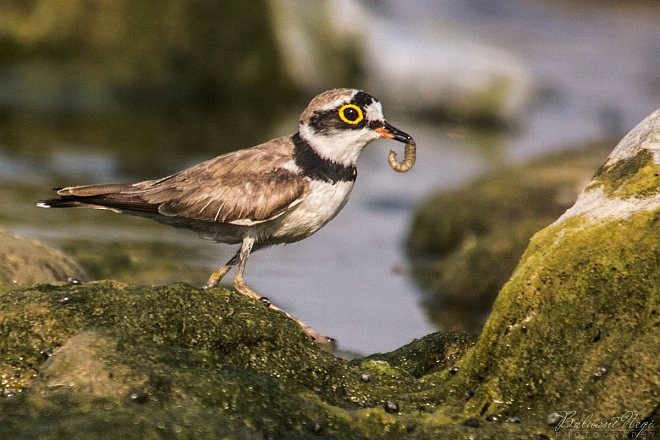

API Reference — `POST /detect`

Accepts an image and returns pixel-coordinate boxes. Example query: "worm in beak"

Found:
[375,122,416,173]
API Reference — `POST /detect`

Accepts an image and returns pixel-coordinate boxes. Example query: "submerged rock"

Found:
[0,111,657,437]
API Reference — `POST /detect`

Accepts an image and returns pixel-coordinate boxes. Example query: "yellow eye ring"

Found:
[338,104,364,125]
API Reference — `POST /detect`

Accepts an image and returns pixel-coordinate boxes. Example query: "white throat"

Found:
[299,124,378,167]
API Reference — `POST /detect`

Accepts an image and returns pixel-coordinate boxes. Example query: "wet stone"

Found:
[40,348,53,360]
[126,389,149,404]
[384,400,399,414]
[311,418,324,434]
[463,417,480,427]
[485,414,501,422]
[593,364,609,378]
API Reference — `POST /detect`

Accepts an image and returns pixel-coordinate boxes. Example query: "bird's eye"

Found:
[338,104,364,125]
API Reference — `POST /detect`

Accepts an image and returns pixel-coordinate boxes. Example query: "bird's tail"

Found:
[38,183,156,213]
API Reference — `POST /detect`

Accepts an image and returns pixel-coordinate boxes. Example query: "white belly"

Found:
[270,180,354,242]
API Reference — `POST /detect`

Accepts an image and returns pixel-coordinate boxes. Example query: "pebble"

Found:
[126,389,149,404]
[384,400,399,413]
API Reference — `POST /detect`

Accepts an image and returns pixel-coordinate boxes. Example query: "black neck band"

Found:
[292,133,357,183]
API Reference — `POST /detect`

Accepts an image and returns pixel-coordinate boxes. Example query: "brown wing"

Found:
[44,136,308,225]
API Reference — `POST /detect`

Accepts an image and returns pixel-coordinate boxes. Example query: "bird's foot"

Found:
[204,266,232,289]
[265,301,336,346]
[233,279,335,345]
[233,277,263,301]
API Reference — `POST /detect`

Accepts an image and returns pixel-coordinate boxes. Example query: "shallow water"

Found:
[1,1,658,354]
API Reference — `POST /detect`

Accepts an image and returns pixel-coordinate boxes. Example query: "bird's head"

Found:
[298,88,413,167]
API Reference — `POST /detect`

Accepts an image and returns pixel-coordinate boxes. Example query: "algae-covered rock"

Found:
[358,332,476,379]
[0,281,480,439]
[407,141,611,331]
[0,228,86,292]
[443,110,659,435]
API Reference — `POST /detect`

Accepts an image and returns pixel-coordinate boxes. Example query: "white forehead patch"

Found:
[364,100,384,122]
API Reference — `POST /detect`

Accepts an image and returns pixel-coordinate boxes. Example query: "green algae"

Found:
[4,260,652,438]
[0,281,478,438]
[448,210,659,428]
[358,332,476,379]
[590,149,660,198]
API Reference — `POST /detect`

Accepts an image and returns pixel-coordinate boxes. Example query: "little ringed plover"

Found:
[39,88,415,343]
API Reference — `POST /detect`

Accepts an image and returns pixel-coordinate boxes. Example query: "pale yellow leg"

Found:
[231,237,261,300]
[205,250,240,288]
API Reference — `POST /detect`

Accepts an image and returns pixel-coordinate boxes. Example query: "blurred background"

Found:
[0,0,658,354]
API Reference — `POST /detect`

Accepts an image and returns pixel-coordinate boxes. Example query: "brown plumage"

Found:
[48,136,307,225]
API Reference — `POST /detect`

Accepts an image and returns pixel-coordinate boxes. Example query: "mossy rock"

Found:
[0,281,481,439]
[446,110,660,434]
[450,210,658,421]
[0,228,86,293]
[407,141,613,331]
